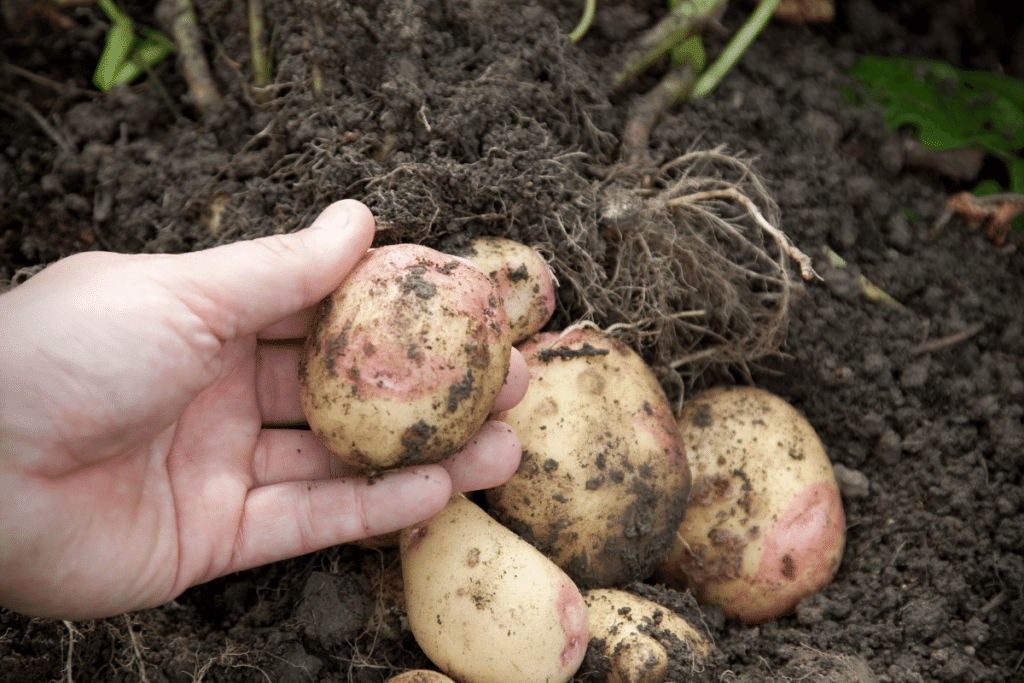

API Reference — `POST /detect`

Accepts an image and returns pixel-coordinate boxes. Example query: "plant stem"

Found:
[621,63,696,167]
[247,0,271,89]
[569,0,596,43]
[691,0,780,99]
[157,0,222,114]
[613,0,726,90]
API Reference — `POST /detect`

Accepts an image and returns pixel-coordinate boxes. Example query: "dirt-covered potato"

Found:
[384,671,457,683]
[485,327,691,588]
[659,386,846,624]
[452,236,556,344]
[400,493,588,683]
[298,244,511,472]
[583,588,711,683]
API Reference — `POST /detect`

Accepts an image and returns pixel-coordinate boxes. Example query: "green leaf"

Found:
[132,28,175,71]
[93,0,136,91]
[848,55,1024,231]
[92,0,174,92]
[671,34,705,72]
[847,56,1024,156]
[1008,157,1024,194]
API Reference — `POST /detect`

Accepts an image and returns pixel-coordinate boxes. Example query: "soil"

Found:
[2,0,1024,681]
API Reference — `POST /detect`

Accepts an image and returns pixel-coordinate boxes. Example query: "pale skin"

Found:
[0,199,529,621]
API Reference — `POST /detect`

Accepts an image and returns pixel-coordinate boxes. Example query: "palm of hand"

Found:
[0,252,387,619]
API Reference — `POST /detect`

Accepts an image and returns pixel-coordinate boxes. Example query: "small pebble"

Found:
[875,429,902,466]
[832,463,869,499]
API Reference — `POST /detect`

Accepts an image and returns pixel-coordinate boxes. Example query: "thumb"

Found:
[164,199,375,339]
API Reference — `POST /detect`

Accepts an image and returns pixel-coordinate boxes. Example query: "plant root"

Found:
[579,147,809,405]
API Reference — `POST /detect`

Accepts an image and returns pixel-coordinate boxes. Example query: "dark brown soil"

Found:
[3,0,1024,681]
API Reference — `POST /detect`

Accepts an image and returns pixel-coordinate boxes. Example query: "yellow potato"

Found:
[486,328,691,588]
[583,588,711,683]
[299,244,511,472]
[453,236,556,344]
[400,493,588,683]
[659,386,846,624]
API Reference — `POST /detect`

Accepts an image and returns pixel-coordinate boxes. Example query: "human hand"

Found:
[0,200,529,620]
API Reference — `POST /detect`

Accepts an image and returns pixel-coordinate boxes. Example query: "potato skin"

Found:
[452,236,556,344]
[298,244,511,472]
[400,494,588,683]
[486,328,691,588]
[583,588,711,683]
[659,386,846,624]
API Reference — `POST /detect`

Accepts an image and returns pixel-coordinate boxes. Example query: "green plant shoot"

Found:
[93,0,174,92]
[665,0,780,99]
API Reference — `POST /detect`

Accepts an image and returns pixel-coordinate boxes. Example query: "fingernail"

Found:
[308,201,353,237]
[307,200,374,253]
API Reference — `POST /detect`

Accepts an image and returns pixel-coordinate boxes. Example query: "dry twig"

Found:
[933,191,1024,245]
[914,322,985,354]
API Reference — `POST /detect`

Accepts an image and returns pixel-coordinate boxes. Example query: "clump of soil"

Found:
[3,0,1024,682]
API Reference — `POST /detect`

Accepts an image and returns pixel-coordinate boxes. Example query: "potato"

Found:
[583,588,711,683]
[659,386,846,624]
[384,671,457,683]
[485,328,691,588]
[451,236,556,344]
[400,493,588,683]
[298,244,511,472]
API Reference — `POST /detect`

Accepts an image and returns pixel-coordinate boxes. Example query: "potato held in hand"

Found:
[299,244,511,472]
[400,493,588,683]
[659,386,846,624]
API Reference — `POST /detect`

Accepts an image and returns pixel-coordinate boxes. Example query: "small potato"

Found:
[452,236,556,344]
[299,244,511,472]
[659,386,846,624]
[584,588,711,683]
[384,671,457,683]
[486,328,691,588]
[400,493,588,683]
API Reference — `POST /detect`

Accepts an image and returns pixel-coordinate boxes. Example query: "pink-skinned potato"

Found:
[451,236,556,344]
[299,244,511,472]
[400,493,588,683]
[659,386,846,624]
